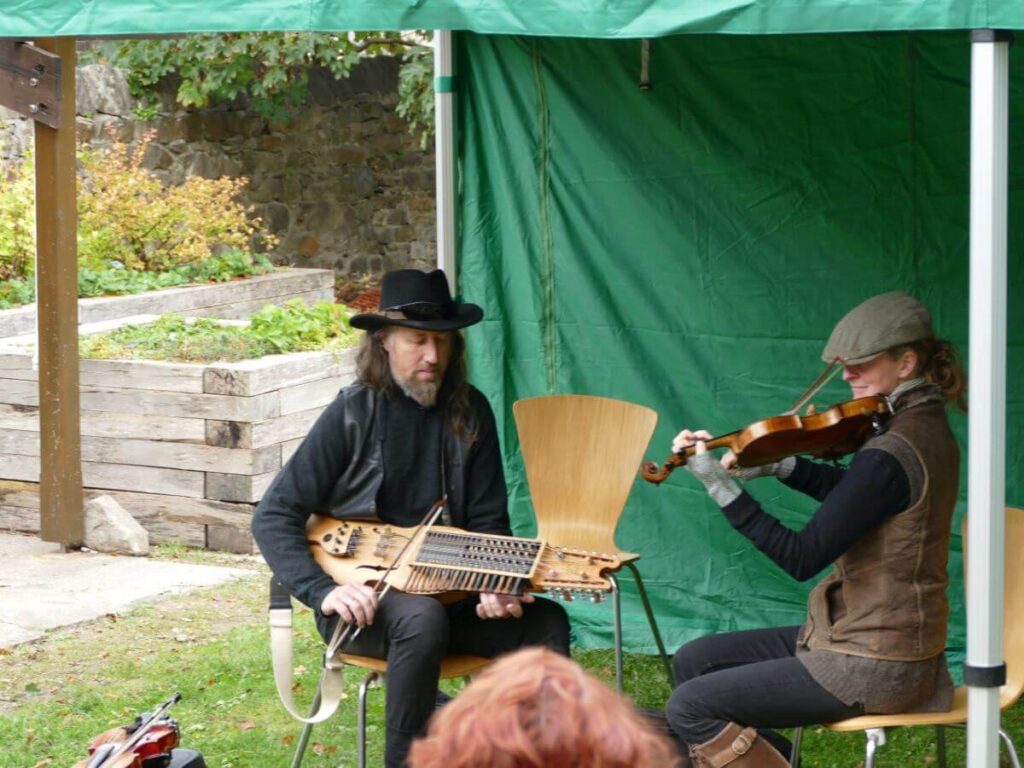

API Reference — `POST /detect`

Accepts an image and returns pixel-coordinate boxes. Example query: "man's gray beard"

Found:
[398,377,441,408]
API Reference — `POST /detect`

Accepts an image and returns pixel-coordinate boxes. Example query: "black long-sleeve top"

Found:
[252,386,508,611]
[720,449,912,581]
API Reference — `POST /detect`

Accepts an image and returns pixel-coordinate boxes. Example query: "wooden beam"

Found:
[34,37,83,548]
[0,41,63,127]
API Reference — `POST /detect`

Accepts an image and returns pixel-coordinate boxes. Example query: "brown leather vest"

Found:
[798,388,959,661]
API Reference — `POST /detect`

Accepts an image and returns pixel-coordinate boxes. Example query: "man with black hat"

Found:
[252,268,570,768]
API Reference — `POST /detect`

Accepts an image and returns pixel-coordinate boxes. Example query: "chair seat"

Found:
[826,687,969,731]
[826,682,1022,733]
[335,652,492,679]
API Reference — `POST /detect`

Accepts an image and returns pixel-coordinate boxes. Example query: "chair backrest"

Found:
[962,506,1024,708]
[512,394,657,553]
[1001,506,1024,707]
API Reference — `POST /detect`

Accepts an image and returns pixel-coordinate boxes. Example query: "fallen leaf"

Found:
[238,720,256,731]
[281,735,295,746]
[31,760,52,768]
[311,743,325,755]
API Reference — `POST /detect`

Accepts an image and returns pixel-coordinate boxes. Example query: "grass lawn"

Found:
[1,551,1020,768]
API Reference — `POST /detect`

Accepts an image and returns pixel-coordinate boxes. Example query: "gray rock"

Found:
[261,202,291,234]
[77,64,134,117]
[84,495,150,556]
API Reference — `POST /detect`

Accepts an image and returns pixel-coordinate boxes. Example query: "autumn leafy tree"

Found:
[100,32,435,145]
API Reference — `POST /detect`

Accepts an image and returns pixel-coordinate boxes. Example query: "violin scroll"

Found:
[641,455,685,485]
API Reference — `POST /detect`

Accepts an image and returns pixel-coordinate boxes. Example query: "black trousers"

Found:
[665,625,864,756]
[318,592,571,768]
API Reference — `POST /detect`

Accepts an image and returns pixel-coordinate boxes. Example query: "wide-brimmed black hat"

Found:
[349,269,484,331]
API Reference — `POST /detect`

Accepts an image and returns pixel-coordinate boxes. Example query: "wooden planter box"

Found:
[0,267,334,339]
[0,332,356,553]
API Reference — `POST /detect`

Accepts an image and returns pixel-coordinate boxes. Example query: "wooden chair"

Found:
[292,652,491,768]
[513,394,673,691]
[268,579,491,768]
[790,507,1024,768]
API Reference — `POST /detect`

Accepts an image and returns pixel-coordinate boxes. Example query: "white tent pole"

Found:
[966,28,1010,768]
[434,30,457,290]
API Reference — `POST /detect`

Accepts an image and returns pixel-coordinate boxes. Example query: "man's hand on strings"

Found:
[321,583,379,627]
[477,591,535,620]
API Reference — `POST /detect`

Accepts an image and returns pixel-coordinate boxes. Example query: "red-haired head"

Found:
[409,647,680,768]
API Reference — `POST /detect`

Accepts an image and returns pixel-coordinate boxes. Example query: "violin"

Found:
[641,395,891,485]
[73,693,181,768]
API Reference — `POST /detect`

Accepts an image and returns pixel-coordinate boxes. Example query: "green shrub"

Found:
[78,134,277,273]
[247,299,353,354]
[0,135,277,286]
[0,160,36,281]
[100,32,429,130]
[0,250,275,309]
[77,249,274,299]
[78,300,357,363]
[0,278,34,310]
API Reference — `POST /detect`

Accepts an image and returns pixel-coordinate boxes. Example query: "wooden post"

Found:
[34,38,83,547]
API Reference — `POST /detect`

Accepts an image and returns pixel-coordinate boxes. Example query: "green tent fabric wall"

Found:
[457,31,1024,673]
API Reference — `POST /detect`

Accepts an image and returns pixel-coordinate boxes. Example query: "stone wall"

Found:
[0,58,436,279]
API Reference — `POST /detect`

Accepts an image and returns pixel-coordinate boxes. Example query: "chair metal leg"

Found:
[788,726,803,768]
[935,724,947,768]
[864,728,886,768]
[610,575,624,693]
[624,561,675,688]
[1000,728,1023,768]
[357,671,379,768]
[290,679,324,768]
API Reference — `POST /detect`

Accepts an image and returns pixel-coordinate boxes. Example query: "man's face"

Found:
[382,326,452,407]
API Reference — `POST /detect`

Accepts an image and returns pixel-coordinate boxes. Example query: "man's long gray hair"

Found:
[355,328,479,444]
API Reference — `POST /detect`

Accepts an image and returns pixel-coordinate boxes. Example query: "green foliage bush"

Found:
[101,32,434,136]
[0,278,34,310]
[78,299,357,363]
[0,250,274,309]
[0,130,277,309]
[397,45,435,150]
[0,160,36,282]
[77,133,276,273]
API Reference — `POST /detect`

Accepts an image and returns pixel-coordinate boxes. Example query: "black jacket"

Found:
[251,382,510,611]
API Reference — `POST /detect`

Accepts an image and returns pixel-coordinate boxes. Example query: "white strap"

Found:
[269,607,346,724]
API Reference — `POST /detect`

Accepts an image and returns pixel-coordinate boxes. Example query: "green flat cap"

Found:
[823,291,934,365]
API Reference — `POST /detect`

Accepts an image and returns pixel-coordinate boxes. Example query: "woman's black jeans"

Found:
[666,625,864,755]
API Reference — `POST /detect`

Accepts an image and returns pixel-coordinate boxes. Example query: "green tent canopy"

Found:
[3,0,1024,38]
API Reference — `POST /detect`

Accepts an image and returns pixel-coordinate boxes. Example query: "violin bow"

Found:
[785,359,842,416]
[324,495,448,658]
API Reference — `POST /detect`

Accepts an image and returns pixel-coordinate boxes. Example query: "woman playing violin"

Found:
[664,292,967,768]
